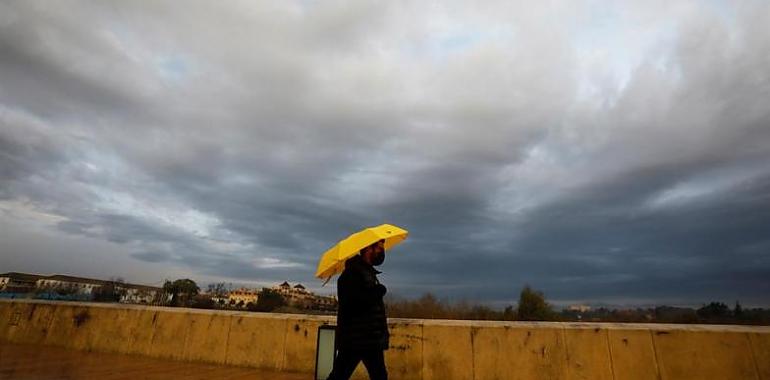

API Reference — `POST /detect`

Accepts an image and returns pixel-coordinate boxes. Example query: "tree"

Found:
[93,277,126,303]
[502,305,516,321]
[655,306,698,323]
[163,279,200,307]
[469,305,497,320]
[255,288,285,312]
[734,301,744,319]
[207,282,228,296]
[697,302,730,320]
[516,285,555,321]
[93,283,119,302]
[190,294,215,309]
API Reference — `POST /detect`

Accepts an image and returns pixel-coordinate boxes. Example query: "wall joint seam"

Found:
[606,329,617,380]
[649,329,663,380]
[745,332,762,380]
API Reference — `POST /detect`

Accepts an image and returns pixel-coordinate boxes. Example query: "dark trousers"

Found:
[326,349,387,380]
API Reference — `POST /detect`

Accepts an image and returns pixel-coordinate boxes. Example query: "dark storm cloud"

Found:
[0,110,70,185]
[131,251,170,263]
[57,214,185,245]
[1,0,769,306]
[503,165,770,303]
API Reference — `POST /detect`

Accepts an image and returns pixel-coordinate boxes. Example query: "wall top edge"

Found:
[2,299,768,332]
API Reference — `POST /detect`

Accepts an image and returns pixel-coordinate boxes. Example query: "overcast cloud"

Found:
[1,0,769,307]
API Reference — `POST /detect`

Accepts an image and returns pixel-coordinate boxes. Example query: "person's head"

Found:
[361,239,386,266]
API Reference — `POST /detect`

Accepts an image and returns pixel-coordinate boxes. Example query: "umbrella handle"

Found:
[322,276,332,287]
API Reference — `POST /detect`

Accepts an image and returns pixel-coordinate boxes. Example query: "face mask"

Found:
[371,251,385,266]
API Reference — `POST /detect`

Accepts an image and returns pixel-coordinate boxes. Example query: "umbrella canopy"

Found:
[315,223,408,282]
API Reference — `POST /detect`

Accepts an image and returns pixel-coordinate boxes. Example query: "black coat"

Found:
[336,255,389,351]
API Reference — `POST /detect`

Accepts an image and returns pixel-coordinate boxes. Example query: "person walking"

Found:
[326,239,389,380]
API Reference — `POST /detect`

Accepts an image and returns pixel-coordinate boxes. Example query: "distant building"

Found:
[209,294,229,305]
[273,281,292,295]
[118,284,164,304]
[272,281,313,306]
[271,281,337,311]
[228,288,259,307]
[0,271,163,303]
[566,305,592,313]
[0,272,42,293]
[312,294,338,311]
[36,275,105,296]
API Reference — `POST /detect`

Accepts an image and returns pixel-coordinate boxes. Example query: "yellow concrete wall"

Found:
[2,299,769,380]
[225,313,286,368]
[471,323,567,380]
[652,327,760,379]
[749,331,770,379]
[607,327,660,380]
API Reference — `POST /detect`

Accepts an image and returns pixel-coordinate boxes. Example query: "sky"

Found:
[1,0,769,308]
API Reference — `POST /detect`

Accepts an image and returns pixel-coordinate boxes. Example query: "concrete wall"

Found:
[1,299,769,380]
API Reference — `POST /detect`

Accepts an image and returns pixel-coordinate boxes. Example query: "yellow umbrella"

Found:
[316,223,408,283]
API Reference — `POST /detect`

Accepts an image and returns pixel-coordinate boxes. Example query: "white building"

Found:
[118,284,163,304]
[0,272,42,293]
[1,272,163,303]
[36,275,104,295]
[566,305,592,313]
